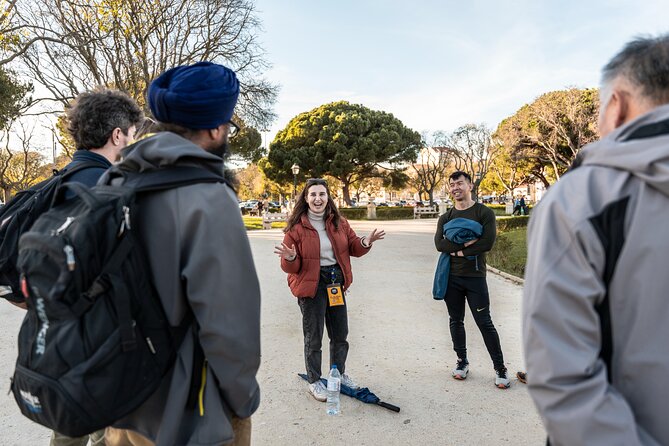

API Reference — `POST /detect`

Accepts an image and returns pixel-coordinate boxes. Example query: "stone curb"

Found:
[488,265,524,286]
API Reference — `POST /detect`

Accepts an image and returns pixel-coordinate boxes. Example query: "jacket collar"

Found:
[300,212,334,230]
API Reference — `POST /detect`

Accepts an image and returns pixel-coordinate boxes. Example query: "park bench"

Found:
[262,212,288,229]
[413,205,440,219]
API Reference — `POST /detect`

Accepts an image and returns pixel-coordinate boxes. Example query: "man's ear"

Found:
[610,89,631,130]
[207,124,227,141]
[206,127,218,141]
[111,127,123,146]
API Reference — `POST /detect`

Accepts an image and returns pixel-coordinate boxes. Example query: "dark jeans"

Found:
[297,265,349,384]
[444,275,505,370]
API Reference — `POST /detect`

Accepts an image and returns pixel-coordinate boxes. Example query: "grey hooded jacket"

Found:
[523,103,669,446]
[99,132,261,445]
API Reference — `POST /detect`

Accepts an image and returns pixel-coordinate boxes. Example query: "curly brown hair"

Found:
[66,88,143,150]
[284,178,340,232]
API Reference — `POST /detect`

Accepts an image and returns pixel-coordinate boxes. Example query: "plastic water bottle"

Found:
[326,365,341,415]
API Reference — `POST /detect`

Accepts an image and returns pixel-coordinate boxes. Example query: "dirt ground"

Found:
[0,219,545,445]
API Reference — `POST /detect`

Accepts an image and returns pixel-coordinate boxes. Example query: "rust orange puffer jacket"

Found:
[280,214,370,297]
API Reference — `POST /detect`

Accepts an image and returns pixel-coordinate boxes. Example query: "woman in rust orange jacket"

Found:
[274,178,385,402]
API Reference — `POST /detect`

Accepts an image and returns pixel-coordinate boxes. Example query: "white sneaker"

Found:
[495,368,511,389]
[452,359,469,380]
[341,373,359,389]
[308,381,327,402]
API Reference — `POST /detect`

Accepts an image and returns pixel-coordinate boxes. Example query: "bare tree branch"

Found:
[10,0,277,127]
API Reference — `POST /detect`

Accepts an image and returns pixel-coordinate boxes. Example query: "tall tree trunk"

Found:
[342,181,352,206]
[2,186,11,203]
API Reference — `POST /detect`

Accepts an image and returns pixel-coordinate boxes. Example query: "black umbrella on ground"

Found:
[298,373,400,413]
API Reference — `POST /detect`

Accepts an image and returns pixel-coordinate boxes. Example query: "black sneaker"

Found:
[516,371,527,384]
[452,359,469,380]
[495,367,511,389]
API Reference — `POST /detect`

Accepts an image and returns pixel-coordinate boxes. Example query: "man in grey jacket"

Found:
[523,34,669,445]
[103,62,261,446]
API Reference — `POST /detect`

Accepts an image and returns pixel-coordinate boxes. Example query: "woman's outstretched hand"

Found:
[364,228,386,246]
[274,242,297,261]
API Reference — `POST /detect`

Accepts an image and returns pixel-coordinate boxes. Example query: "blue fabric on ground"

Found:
[432,217,483,300]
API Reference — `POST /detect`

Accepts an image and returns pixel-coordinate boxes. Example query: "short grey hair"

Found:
[601,33,669,106]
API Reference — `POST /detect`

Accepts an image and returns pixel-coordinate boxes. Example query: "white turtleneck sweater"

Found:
[307,209,337,266]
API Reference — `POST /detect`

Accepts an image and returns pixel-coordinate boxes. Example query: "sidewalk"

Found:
[249,219,543,445]
[0,219,544,445]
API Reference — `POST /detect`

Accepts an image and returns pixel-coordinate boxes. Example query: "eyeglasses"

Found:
[228,120,240,139]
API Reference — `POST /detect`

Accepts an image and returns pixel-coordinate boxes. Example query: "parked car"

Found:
[240,200,260,215]
[267,201,281,212]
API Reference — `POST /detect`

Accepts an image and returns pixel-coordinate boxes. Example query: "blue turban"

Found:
[148,61,239,129]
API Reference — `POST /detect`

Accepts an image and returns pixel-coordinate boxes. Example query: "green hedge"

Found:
[375,207,415,220]
[339,207,367,220]
[339,206,415,220]
[488,228,527,277]
[497,216,530,232]
[485,204,533,216]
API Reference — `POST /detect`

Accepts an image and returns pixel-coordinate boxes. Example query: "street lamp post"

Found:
[291,163,300,203]
[262,128,270,150]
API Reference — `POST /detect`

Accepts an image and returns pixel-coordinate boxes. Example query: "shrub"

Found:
[376,206,415,220]
[497,216,530,232]
[339,206,415,220]
[488,228,527,277]
[339,207,367,220]
[485,203,533,216]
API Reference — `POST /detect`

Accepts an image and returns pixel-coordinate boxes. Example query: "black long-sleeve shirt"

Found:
[434,203,496,277]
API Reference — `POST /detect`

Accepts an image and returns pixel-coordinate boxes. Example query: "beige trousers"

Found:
[50,430,106,446]
[105,417,251,446]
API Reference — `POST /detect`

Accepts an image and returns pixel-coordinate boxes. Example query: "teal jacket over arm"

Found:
[432,217,483,299]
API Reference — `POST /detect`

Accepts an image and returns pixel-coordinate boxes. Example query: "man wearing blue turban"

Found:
[104,62,261,446]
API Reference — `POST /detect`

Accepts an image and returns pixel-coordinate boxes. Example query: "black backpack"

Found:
[0,161,100,304]
[12,166,225,437]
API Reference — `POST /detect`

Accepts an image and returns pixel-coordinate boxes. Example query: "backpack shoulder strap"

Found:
[120,166,227,193]
[59,160,109,179]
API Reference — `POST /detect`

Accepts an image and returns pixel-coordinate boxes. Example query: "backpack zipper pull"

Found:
[63,245,75,271]
[54,216,74,235]
[118,206,131,236]
[123,206,131,230]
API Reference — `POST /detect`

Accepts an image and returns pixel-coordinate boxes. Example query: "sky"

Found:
[253,0,669,144]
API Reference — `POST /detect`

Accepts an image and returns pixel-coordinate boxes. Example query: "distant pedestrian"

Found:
[512,196,525,215]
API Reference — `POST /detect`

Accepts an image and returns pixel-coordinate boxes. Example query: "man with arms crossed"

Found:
[434,171,510,389]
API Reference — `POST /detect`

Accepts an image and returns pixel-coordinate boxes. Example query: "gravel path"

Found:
[0,219,544,445]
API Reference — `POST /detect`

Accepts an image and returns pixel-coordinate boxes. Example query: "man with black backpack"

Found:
[51,90,142,446]
[98,62,261,445]
[0,87,141,446]
[0,89,142,311]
